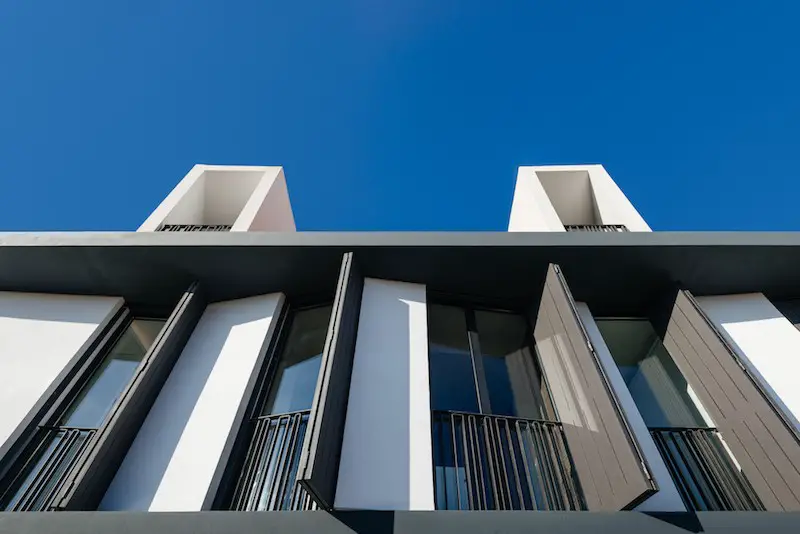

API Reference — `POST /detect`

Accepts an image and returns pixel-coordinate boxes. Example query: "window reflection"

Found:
[61,319,165,428]
[475,310,551,420]
[263,305,332,415]
[1,316,165,511]
[595,319,707,428]
[427,304,479,414]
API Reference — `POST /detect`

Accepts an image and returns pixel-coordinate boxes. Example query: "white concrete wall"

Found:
[100,293,285,511]
[335,279,434,510]
[138,165,205,231]
[507,165,651,232]
[138,165,296,232]
[233,167,296,231]
[588,165,651,231]
[203,170,262,225]
[0,292,123,449]
[577,303,686,512]
[697,293,800,432]
[508,167,565,231]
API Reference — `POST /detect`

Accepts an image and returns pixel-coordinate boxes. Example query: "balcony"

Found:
[564,224,628,232]
[156,224,232,232]
[650,427,763,511]
[1,427,96,511]
[432,411,585,510]
[229,411,317,511]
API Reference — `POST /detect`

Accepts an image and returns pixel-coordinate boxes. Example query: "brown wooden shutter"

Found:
[658,290,800,510]
[532,264,655,510]
[297,252,364,509]
[54,282,207,510]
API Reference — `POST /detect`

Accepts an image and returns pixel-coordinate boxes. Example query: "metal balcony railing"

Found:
[564,224,628,232]
[650,427,764,511]
[229,411,317,511]
[1,427,95,511]
[432,411,585,511]
[156,224,233,232]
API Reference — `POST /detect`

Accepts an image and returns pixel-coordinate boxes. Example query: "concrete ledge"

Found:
[0,511,799,534]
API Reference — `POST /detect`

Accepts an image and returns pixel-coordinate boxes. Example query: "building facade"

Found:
[1,164,800,532]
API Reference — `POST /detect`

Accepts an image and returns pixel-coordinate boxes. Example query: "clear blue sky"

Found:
[1,2,798,231]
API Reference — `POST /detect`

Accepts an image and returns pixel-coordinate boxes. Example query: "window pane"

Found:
[263,305,332,415]
[1,431,61,510]
[595,319,708,428]
[428,304,479,413]
[475,310,550,419]
[61,319,165,429]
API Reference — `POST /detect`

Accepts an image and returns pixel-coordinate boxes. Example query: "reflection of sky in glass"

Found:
[429,343,478,413]
[267,354,323,414]
[476,310,528,417]
[264,306,331,415]
[3,433,61,510]
[596,319,707,428]
[61,319,165,428]
[428,304,479,413]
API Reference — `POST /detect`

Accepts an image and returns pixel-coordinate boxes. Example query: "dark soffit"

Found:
[1,232,799,316]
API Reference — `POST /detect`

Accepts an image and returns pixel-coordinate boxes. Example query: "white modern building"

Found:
[1,164,800,533]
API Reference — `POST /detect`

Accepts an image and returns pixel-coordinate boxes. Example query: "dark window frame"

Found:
[594,315,764,511]
[210,299,333,511]
[0,308,169,511]
[426,292,557,422]
[593,316,711,431]
[249,301,334,420]
[428,291,588,511]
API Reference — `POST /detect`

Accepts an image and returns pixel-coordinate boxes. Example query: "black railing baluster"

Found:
[250,419,280,510]
[432,411,584,511]
[1,428,97,512]
[512,420,535,509]
[686,429,729,510]
[450,414,464,510]
[230,410,316,511]
[482,417,502,509]
[501,419,524,510]
[156,224,233,232]
[532,420,558,509]
[543,422,571,510]
[650,427,764,511]
[564,224,628,232]
[455,413,472,510]
[465,415,486,509]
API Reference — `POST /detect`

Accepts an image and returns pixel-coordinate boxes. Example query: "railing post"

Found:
[649,427,764,511]
[431,410,585,511]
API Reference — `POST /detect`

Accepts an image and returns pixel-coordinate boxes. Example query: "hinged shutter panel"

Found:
[659,290,800,510]
[532,264,655,510]
[54,282,206,510]
[297,252,364,509]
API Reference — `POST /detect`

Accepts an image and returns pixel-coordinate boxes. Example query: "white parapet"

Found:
[508,165,651,232]
[138,165,296,232]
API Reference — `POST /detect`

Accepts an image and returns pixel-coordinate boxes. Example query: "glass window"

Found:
[475,310,550,419]
[1,316,165,511]
[427,304,479,413]
[61,319,165,429]
[263,305,332,415]
[595,319,707,428]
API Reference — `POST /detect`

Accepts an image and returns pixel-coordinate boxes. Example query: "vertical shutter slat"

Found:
[297,252,364,509]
